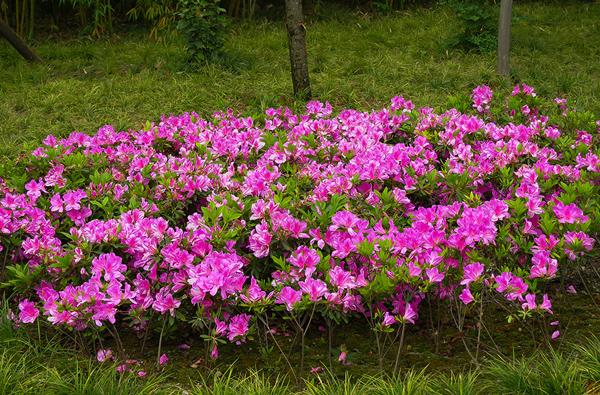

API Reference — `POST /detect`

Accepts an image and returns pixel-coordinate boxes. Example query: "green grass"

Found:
[1,300,599,395]
[0,2,599,157]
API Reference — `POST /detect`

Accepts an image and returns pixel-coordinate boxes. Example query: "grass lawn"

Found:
[0,2,599,158]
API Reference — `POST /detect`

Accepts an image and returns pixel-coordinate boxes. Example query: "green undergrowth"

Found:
[1,302,599,394]
[0,2,599,157]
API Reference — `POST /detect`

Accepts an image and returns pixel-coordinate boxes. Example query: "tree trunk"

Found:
[497,0,512,76]
[0,18,41,62]
[284,0,311,98]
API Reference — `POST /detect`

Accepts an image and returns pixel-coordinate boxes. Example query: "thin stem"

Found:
[299,304,317,376]
[475,290,485,363]
[258,314,297,381]
[326,317,333,372]
[578,268,600,311]
[156,315,167,366]
[140,319,151,355]
[106,324,125,359]
[393,321,406,375]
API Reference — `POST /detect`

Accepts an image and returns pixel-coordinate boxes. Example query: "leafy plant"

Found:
[176,0,228,63]
[445,0,496,53]
[127,0,179,40]
[59,0,115,38]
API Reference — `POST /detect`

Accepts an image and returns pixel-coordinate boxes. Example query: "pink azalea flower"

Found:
[289,246,320,278]
[249,221,272,258]
[18,299,39,324]
[382,312,396,327]
[210,344,219,359]
[63,189,87,211]
[338,351,350,365]
[459,288,474,305]
[471,84,493,113]
[228,314,251,341]
[152,290,181,316]
[299,278,328,302]
[310,366,323,374]
[97,349,113,363]
[552,202,588,224]
[159,354,169,365]
[408,262,421,277]
[540,294,553,314]
[329,266,357,290]
[402,304,417,324]
[276,286,302,311]
[461,263,484,286]
[522,293,537,311]
[49,194,64,213]
[425,267,445,283]
[240,277,267,303]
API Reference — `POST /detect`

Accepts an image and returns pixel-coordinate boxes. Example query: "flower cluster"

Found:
[1,84,597,362]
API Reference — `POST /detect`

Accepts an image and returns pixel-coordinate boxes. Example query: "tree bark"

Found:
[0,19,41,62]
[497,0,512,76]
[284,0,311,98]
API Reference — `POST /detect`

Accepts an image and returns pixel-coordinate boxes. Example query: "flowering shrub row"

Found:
[1,84,598,372]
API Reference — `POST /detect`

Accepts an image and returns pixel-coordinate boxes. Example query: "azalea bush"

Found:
[0,84,598,376]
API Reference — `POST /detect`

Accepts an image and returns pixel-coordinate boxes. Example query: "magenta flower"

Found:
[299,278,328,302]
[276,286,302,311]
[227,314,251,341]
[329,266,357,290]
[459,288,474,305]
[310,366,323,374]
[552,202,589,224]
[24,179,46,202]
[401,304,417,324]
[18,299,39,324]
[91,253,127,282]
[97,349,113,363]
[63,189,87,211]
[408,262,421,278]
[240,277,267,303]
[461,263,484,286]
[152,290,181,316]
[382,312,396,327]
[425,267,445,283]
[522,293,537,311]
[540,294,553,314]
[495,272,513,293]
[49,194,64,213]
[249,221,272,258]
[159,353,169,365]
[289,246,320,278]
[471,84,493,113]
[210,344,219,359]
